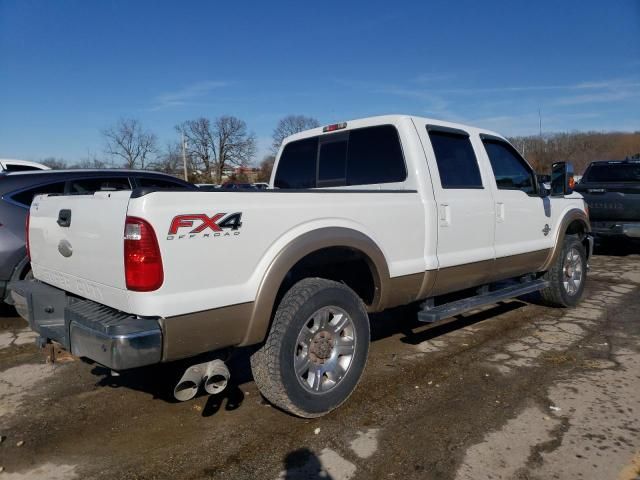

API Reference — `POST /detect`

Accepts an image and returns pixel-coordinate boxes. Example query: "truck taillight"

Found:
[124,216,163,292]
[25,212,31,260]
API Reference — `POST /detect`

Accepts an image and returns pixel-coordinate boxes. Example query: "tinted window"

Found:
[584,163,640,183]
[274,137,318,189]
[10,182,66,206]
[5,164,43,172]
[274,126,407,189]
[136,177,190,189]
[318,139,347,186]
[483,140,536,194]
[69,177,131,193]
[347,125,406,185]
[428,130,483,189]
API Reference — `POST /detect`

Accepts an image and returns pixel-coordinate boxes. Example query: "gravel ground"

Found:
[0,250,639,480]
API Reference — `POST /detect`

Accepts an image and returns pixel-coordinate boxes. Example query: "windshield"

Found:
[584,163,640,183]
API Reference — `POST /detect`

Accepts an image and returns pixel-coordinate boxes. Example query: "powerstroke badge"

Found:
[167,213,242,240]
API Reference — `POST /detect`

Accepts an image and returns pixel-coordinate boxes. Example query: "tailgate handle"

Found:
[57,209,72,227]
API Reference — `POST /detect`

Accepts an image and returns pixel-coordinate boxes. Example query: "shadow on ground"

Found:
[281,448,333,480]
[86,298,530,415]
[594,239,640,257]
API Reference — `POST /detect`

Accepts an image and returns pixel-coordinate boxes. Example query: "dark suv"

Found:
[0,169,195,303]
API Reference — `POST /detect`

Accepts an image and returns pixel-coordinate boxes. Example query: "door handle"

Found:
[57,209,72,227]
[439,204,450,227]
[496,202,505,222]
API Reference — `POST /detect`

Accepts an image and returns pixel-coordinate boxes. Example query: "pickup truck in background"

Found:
[11,115,592,418]
[575,159,640,243]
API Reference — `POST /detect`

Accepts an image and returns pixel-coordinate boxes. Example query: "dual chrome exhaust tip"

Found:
[173,359,230,402]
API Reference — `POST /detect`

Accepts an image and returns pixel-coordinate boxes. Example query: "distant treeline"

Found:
[508,131,640,175]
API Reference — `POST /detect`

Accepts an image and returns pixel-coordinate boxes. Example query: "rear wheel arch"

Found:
[239,227,389,346]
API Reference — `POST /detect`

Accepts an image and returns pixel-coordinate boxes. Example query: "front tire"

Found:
[250,278,370,418]
[541,235,587,307]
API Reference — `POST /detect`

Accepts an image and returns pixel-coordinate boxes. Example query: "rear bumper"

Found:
[9,280,162,370]
[591,221,640,240]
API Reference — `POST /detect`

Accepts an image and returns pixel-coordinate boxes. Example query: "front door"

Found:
[478,135,554,261]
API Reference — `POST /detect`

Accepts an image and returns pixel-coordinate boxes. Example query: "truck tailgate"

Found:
[29,191,131,311]
[576,183,640,222]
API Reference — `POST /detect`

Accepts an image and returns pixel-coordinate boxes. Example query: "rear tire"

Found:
[250,278,370,418]
[540,235,587,307]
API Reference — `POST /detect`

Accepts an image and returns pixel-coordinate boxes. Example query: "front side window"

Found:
[428,129,483,189]
[483,140,536,194]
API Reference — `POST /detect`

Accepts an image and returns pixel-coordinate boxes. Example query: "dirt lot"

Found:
[1,250,639,480]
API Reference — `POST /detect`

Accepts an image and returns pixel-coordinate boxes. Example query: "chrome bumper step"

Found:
[9,280,162,370]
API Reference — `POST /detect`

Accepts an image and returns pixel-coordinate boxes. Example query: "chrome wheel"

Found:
[562,247,583,296]
[294,306,356,394]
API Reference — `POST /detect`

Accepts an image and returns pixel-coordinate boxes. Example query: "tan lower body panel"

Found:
[378,272,425,311]
[161,249,550,360]
[160,302,254,362]
[427,249,551,298]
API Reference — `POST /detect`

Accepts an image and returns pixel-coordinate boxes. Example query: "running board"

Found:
[417,279,549,323]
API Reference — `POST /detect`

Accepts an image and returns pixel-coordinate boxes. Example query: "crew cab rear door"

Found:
[418,124,496,285]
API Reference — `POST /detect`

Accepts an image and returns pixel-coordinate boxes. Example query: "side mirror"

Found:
[536,174,551,197]
[550,162,575,196]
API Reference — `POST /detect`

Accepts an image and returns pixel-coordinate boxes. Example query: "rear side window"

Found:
[428,130,483,189]
[274,137,318,189]
[136,177,191,189]
[482,140,536,194]
[69,177,131,193]
[4,164,42,172]
[9,182,66,206]
[584,163,640,183]
[274,125,407,189]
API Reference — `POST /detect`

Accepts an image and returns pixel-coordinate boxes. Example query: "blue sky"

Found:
[1,0,639,165]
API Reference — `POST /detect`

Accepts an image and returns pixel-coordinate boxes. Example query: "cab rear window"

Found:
[584,163,640,183]
[274,125,407,189]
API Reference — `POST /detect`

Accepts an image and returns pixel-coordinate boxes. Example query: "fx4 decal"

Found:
[167,213,242,240]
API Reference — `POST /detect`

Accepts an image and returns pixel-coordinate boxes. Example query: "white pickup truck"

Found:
[11,115,592,417]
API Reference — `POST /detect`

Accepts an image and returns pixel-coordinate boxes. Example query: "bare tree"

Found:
[41,157,66,169]
[68,151,109,169]
[212,116,256,183]
[256,155,276,182]
[178,116,256,183]
[176,117,214,178]
[271,115,319,154]
[149,141,183,175]
[103,118,157,169]
[508,131,640,174]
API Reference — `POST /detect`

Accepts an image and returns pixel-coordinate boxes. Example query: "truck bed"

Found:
[29,188,429,318]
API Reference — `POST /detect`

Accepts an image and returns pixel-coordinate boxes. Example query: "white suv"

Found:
[0,159,50,173]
